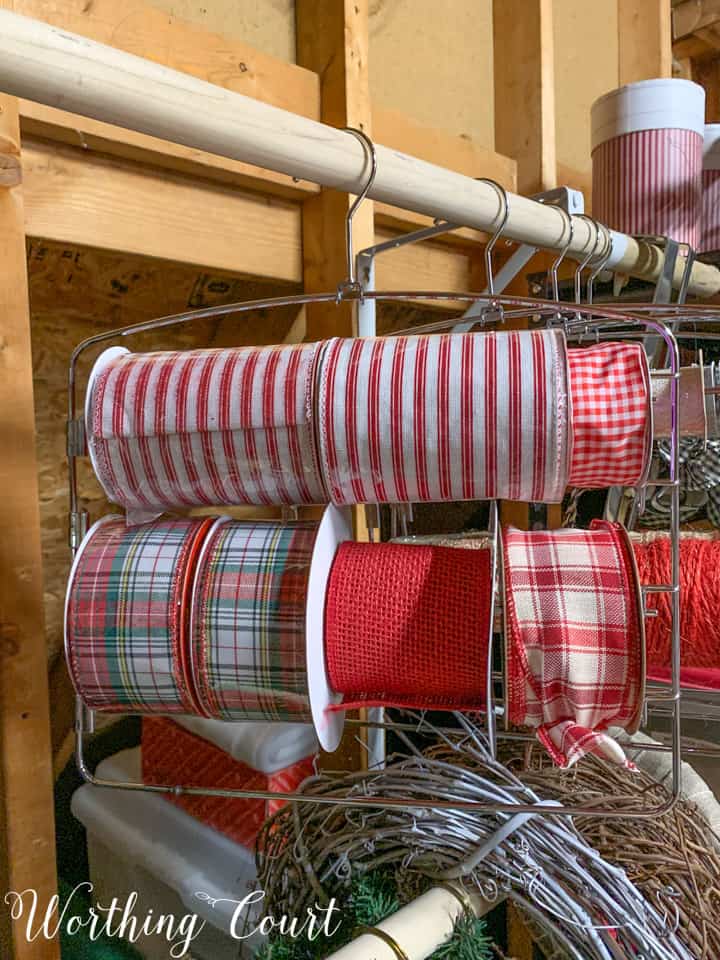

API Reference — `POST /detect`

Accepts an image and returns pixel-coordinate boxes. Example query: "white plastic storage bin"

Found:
[71,748,264,960]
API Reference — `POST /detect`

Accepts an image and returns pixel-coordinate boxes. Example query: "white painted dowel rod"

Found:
[1,10,717,296]
[326,886,494,960]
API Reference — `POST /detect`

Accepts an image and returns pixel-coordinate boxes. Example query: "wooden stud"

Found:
[673,0,720,42]
[493,0,557,195]
[619,0,672,84]
[21,139,303,282]
[296,0,375,341]
[0,94,59,960]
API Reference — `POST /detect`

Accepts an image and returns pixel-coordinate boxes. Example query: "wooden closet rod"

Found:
[0,9,717,297]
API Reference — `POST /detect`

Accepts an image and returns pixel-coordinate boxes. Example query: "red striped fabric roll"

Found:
[592,128,702,247]
[87,343,326,516]
[318,329,570,505]
[567,342,652,488]
[701,168,720,253]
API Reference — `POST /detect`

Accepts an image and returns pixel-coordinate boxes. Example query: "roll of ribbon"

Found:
[504,520,645,769]
[190,517,319,722]
[86,342,326,520]
[633,533,720,690]
[65,515,211,714]
[702,124,720,253]
[324,541,492,712]
[567,342,652,488]
[318,329,570,505]
[591,79,705,247]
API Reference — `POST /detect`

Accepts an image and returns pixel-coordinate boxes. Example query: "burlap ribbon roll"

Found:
[504,520,645,769]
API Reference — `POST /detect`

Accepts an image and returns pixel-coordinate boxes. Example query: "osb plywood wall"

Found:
[151,0,497,148]
[553,0,619,194]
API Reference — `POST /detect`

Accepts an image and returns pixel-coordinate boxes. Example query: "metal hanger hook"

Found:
[338,126,378,301]
[586,221,613,305]
[476,178,510,296]
[548,205,574,303]
[573,215,602,305]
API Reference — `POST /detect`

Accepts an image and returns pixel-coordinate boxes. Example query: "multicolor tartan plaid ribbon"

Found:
[190,519,317,721]
[87,343,326,517]
[65,516,210,714]
[504,520,645,769]
[317,328,570,505]
[567,342,652,488]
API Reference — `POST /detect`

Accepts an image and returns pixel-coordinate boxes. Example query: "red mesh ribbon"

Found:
[142,717,314,850]
[325,542,491,711]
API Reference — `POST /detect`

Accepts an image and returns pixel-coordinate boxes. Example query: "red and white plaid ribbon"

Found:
[504,520,645,769]
[65,516,210,714]
[567,342,652,488]
[87,343,326,517]
[592,128,702,247]
[318,329,570,505]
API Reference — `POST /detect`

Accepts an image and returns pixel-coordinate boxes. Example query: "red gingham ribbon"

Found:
[318,329,570,505]
[567,342,652,488]
[592,128,702,247]
[504,520,645,769]
[87,343,326,515]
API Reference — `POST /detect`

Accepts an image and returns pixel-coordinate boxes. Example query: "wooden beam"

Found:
[493,0,557,195]
[0,94,59,960]
[673,0,720,41]
[619,0,672,84]
[296,0,375,340]
[21,139,303,282]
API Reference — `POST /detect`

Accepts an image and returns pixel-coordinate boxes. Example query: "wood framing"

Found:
[618,0,672,83]
[0,94,59,960]
[296,0,374,341]
[673,0,720,55]
[493,0,556,196]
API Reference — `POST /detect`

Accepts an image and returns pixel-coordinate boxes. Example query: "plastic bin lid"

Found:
[71,748,261,935]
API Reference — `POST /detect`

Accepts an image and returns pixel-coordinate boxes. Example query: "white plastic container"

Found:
[591,78,705,247]
[702,124,720,252]
[71,748,264,960]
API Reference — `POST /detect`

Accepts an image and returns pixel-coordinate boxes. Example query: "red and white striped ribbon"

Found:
[87,343,326,515]
[592,128,702,247]
[318,329,570,505]
[702,168,720,253]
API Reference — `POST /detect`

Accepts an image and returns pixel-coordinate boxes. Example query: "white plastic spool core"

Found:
[306,504,353,752]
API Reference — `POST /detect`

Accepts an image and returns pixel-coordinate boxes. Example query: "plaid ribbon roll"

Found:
[318,329,570,505]
[504,520,645,769]
[190,519,317,721]
[567,343,652,488]
[87,343,326,517]
[65,516,210,714]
